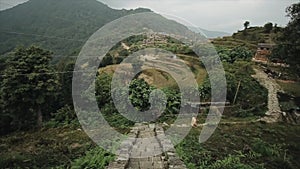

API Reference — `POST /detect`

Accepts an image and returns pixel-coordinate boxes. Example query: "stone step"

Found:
[107,123,186,169]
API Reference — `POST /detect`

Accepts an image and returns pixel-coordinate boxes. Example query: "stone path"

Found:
[252,68,282,123]
[107,123,186,169]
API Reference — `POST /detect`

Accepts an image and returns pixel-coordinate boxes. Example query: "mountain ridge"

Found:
[188,26,230,38]
[0,0,151,55]
[0,0,228,56]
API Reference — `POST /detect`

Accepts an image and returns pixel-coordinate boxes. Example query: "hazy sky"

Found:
[98,0,297,33]
[0,0,297,33]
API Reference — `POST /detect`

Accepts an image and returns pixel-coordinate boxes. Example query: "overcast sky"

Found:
[0,0,297,33]
[98,0,297,33]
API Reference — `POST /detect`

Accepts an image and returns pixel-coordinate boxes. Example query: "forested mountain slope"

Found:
[0,0,151,55]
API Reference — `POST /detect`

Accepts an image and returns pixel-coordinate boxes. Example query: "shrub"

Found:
[208,154,256,169]
[71,147,114,169]
[46,105,78,127]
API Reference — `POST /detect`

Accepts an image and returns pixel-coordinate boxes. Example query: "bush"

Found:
[71,147,114,169]
[46,105,78,127]
[217,46,254,63]
[209,154,256,169]
[264,22,273,33]
[252,138,282,158]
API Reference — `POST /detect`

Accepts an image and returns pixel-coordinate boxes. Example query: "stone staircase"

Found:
[107,123,186,169]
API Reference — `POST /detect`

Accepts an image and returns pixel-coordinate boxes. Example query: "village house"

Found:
[253,43,276,62]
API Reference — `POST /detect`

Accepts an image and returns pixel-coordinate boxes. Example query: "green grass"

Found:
[175,122,300,169]
[277,81,300,97]
[98,53,207,88]
[212,36,257,51]
[0,127,95,168]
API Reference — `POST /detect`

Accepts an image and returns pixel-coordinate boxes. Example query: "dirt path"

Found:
[251,68,282,123]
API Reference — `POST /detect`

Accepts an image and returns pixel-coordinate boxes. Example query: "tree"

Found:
[58,58,75,106]
[95,73,113,106]
[273,23,280,33]
[129,79,152,111]
[264,22,273,33]
[243,21,250,30]
[1,46,60,129]
[243,21,250,35]
[99,53,113,67]
[272,2,300,73]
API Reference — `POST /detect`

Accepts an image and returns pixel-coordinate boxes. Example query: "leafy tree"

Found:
[95,73,113,107]
[129,79,153,111]
[272,2,300,73]
[244,21,250,30]
[264,22,273,33]
[99,54,113,68]
[55,57,76,107]
[1,46,60,129]
[243,21,250,35]
[162,88,181,114]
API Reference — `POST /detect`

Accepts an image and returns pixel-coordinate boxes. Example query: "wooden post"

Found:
[233,80,241,105]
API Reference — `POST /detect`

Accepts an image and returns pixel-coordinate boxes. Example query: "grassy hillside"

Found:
[1,121,299,168]
[176,122,300,169]
[96,33,207,88]
[212,26,282,51]
[0,0,151,55]
[188,26,230,38]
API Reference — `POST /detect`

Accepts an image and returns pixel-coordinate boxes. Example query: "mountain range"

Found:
[0,0,151,55]
[0,0,229,55]
[188,26,230,39]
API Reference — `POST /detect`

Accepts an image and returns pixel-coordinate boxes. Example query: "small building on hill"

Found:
[253,43,276,62]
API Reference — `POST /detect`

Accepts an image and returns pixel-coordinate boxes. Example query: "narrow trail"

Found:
[107,123,186,169]
[252,68,282,123]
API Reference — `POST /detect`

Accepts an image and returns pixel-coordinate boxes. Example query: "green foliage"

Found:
[71,147,114,169]
[46,104,78,128]
[99,54,113,68]
[218,24,281,49]
[198,78,211,101]
[95,73,113,106]
[0,126,95,169]
[162,88,181,114]
[124,34,147,46]
[244,21,250,30]
[175,123,300,169]
[129,79,153,111]
[264,22,273,33]
[224,62,267,116]
[252,138,283,158]
[56,57,75,106]
[175,129,263,169]
[251,138,293,169]
[198,60,267,117]
[94,74,138,131]
[0,0,151,55]
[272,2,300,73]
[101,103,135,133]
[217,46,254,63]
[95,74,181,126]
[1,46,60,129]
[208,154,257,169]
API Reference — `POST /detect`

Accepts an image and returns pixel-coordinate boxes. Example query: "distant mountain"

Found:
[0,0,151,55]
[188,26,230,39]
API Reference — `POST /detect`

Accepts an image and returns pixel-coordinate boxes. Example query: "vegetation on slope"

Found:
[0,0,151,55]
[176,123,300,169]
[0,1,299,169]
